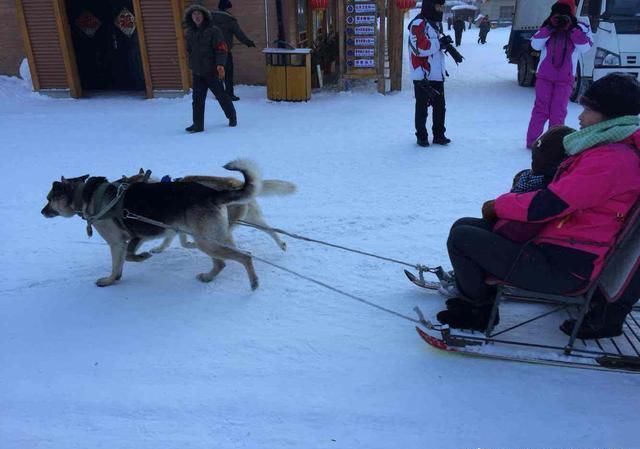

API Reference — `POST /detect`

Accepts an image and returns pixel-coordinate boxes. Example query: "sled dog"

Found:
[41,160,262,289]
[124,169,296,254]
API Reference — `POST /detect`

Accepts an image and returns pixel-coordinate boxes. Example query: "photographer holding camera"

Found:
[408,0,452,148]
[525,0,592,149]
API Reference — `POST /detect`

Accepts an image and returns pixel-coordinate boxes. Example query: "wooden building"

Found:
[2,0,404,98]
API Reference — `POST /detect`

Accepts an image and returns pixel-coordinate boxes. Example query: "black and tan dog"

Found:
[41,160,261,289]
[123,169,296,254]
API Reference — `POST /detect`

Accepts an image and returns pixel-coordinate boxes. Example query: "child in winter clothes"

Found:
[493,125,575,243]
[437,73,640,337]
[525,0,592,149]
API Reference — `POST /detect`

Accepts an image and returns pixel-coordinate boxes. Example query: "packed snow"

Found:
[1,25,637,449]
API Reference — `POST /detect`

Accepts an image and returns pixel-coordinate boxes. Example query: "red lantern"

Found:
[395,0,417,11]
[310,0,329,11]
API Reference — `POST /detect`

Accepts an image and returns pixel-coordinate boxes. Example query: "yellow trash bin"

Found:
[263,48,312,101]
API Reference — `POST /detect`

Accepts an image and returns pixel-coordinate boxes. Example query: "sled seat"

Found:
[484,199,640,355]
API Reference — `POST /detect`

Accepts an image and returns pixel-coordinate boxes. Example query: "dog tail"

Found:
[217,159,262,205]
[259,180,297,197]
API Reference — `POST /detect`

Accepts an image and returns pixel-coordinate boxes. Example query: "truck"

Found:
[505,0,640,101]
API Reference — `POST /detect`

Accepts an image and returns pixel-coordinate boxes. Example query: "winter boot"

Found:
[432,136,451,145]
[445,296,474,309]
[186,124,204,133]
[228,117,237,127]
[417,138,429,147]
[436,303,499,331]
[560,301,630,339]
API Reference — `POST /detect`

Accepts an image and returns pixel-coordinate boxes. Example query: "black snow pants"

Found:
[223,51,235,97]
[192,73,236,128]
[447,218,592,303]
[414,80,446,141]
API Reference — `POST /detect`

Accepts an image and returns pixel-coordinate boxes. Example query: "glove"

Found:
[247,40,256,48]
[481,200,497,222]
[216,65,225,79]
[439,35,453,47]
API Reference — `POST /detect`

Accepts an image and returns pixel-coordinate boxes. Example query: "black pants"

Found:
[447,218,589,303]
[192,74,236,128]
[413,80,446,141]
[454,30,463,46]
[223,51,235,96]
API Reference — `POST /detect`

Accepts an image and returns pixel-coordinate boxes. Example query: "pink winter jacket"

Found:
[531,24,592,82]
[495,130,640,280]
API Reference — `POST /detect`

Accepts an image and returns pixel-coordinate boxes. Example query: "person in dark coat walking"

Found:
[478,16,491,44]
[212,0,256,101]
[453,17,465,46]
[183,4,237,133]
[446,16,453,30]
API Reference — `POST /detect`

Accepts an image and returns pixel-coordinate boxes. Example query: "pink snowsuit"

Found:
[496,130,640,280]
[526,24,592,147]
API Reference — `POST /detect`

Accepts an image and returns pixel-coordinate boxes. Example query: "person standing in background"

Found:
[212,0,256,101]
[453,16,465,46]
[525,0,592,148]
[408,0,451,148]
[183,3,237,133]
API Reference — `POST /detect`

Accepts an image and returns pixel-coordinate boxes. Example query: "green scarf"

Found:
[563,115,639,156]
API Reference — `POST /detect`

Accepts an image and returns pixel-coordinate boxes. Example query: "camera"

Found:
[552,14,570,29]
[438,34,464,64]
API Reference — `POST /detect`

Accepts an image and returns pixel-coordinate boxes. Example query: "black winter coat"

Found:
[211,11,253,51]
[184,5,228,76]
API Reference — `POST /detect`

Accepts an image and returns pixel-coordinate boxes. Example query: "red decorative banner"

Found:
[115,7,136,37]
[76,10,101,38]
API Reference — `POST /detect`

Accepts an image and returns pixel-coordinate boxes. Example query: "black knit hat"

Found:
[219,0,232,11]
[420,0,445,22]
[532,125,576,176]
[579,73,640,118]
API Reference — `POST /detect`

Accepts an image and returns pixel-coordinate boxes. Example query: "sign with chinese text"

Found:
[345,1,377,76]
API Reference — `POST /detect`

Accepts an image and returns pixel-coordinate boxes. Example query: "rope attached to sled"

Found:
[122,211,423,325]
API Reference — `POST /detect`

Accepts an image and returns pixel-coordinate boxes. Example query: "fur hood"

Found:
[183,4,212,29]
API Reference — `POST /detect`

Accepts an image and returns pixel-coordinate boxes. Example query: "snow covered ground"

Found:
[1,24,637,449]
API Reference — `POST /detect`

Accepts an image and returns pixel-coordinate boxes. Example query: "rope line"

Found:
[122,211,421,325]
[236,220,432,271]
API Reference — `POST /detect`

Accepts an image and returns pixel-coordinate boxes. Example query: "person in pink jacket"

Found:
[525,0,592,149]
[437,73,640,338]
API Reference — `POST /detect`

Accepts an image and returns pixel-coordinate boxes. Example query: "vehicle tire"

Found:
[517,53,536,87]
[570,63,589,102]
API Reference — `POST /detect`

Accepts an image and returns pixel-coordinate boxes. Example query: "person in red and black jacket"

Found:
[183,4,237,133]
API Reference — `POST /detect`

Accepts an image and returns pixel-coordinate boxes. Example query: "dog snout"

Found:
[41,203,58,218]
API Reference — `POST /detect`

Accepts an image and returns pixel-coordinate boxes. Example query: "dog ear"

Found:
[139,168,144,174]
[61,176,67,182]
[80,174,89,182]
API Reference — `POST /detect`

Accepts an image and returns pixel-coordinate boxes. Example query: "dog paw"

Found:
[126,252,152,262]
[279,241,287,251]
[197,273,214,283]
[96,277,116,287]
[251,278,259,290]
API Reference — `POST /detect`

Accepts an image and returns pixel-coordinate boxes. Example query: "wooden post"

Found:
[132,0,154,98]
[52,0,82,98]
[337,0,345,90]
[376,0,385,94]
[389,2,404,91]
[172,0,190,92]
[15,0,40,91]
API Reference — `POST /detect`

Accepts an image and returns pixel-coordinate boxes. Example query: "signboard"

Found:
[345,0,378,76]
